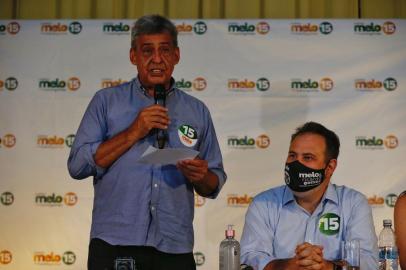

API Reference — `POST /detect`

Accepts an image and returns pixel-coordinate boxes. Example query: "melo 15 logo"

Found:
[0,22,20,35]
[193,252,205,266]
[193,21,207,35]
[63,251,76,265]
[0,134,16,148]
[0,77,18,91]
[0,250,12,265]
[1,192,14,206]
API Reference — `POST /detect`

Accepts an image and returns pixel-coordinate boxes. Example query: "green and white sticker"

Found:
[178,124,198,147]
[319,213,340,236]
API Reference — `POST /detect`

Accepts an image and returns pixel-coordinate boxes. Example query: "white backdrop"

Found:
[0,19,405,269]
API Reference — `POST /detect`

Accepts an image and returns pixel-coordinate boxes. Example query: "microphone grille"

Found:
[154,84,166,100]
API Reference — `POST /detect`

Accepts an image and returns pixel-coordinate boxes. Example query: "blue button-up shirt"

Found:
[240,184,378,270]
[67,77,226,253]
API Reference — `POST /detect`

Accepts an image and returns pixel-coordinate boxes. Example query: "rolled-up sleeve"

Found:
[198,107,226,199]
[241,198,275,270]
[67,92,107,180]
[346,193,379,270]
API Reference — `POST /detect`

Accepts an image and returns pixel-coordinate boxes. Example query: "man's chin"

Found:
[139,77,169,89]
[291,188,315,198]
[147,76,169,86]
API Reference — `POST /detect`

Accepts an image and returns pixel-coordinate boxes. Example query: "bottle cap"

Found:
[225,224,235,238]
[383,219,392,226]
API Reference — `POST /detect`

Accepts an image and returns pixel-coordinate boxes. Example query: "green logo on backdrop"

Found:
[65,134,75,148]
[193,252,205,266]
[5,77,18,90]
[1,192,14,206]
[194,21,207,35]
[62,251,76,265]
[319,22,333,34]
[256,77,270,91]
[385,193,397,207]
[383,77,397,91]
[69,21,82,34]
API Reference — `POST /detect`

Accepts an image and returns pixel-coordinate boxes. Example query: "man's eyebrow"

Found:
[302,152,316,156]
[140,42,171,46]
[288,151,316,156]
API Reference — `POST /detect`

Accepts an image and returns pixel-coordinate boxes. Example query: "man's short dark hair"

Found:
[291,122,340,162]
[131,14,178,49]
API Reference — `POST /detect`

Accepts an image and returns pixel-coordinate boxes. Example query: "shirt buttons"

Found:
[151,206,155,211]
[154,184,158,188]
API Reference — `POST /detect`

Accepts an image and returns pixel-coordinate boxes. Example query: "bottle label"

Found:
[219,252,224,268]
[387,248,398,260]
[379,248,386,260]
[219,242,240,270]
[379,247,398,270]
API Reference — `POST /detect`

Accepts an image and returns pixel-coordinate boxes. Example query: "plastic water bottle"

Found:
[378,219,398,270]
[219,224,240,270]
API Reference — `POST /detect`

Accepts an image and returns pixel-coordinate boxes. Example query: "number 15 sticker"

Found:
[178,124,198,147]
[319,213,340,236]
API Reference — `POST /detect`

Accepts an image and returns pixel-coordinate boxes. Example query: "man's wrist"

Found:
[125,127,141,144]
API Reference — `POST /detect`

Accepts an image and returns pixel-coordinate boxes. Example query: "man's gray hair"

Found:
[131,14,178,49]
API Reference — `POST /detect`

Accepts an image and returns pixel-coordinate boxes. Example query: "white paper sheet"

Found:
[138,146,199,165]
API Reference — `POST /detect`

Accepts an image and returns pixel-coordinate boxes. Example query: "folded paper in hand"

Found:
[138,146,199,165]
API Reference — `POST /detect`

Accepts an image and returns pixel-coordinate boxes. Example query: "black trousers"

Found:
[88,238,196,270]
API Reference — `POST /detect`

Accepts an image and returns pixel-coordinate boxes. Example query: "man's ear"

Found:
[174,47,180,65]
[326,159,337,179]
[129,48,137,65]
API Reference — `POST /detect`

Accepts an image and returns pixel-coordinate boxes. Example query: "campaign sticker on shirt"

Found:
[318,213,340,236]
[178,124,198,147]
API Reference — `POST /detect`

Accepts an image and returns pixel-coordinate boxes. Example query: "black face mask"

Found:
[284,160,327,192]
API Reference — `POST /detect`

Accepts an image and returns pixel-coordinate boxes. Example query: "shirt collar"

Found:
[282,183,339,206]
[323,183,339,205]
[282,186,295,205]
[134,76,176,97]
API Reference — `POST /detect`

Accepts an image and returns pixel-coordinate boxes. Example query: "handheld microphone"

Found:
[154,84,166,107]
[154,84,167,149]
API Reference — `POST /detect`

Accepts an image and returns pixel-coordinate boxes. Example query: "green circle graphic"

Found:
[319,213,340,235]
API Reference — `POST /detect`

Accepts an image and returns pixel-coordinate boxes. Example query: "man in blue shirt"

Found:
[240,122,378,270]
[68,14,226,270]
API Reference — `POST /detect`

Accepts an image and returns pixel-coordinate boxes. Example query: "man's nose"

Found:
[152,50,163,63]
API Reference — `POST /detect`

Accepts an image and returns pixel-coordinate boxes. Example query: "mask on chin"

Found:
[284,160,327,192]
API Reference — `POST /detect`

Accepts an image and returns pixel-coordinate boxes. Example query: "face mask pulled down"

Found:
[284,160,326,192]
